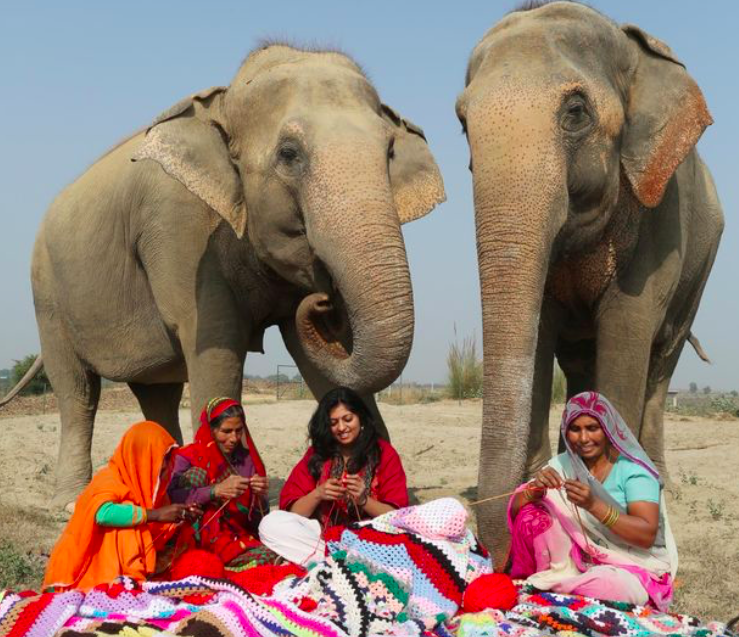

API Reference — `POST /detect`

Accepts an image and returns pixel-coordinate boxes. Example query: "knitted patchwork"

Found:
[0,499,732,637]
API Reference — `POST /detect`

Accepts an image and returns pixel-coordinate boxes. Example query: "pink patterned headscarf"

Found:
[561,392,663,511]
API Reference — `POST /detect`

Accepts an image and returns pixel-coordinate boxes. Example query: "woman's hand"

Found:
[214,475,251,500]
[532,467,564,490]
[564,479,596,511]
[344,474,366,503]
[148,503,202,523]
[249,475,269,497]
[315,477,345,501]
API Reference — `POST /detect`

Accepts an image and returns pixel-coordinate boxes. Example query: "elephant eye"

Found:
[278,145,299,163]
[561,97,591,134]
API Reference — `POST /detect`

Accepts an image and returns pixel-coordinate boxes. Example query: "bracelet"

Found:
[210,485,217,501]
[523,488,536,502]
[601,506,620,528]
[357,492,368,508]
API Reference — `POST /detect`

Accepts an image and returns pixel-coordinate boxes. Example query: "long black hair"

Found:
[307,387,380,479]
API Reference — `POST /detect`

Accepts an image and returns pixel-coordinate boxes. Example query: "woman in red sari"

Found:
[260,387,408,564]
[168,397,272,568]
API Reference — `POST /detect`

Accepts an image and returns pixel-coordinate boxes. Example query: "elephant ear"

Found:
[620,25,713,209]
[132,86,248,238]
[381,104,446,224]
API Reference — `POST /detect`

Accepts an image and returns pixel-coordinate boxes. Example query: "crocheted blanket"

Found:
[0,498,491,637]
[0,499,733,637]
[438,585,736,637]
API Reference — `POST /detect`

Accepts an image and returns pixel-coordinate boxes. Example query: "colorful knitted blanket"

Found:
[438,585,736,637]
[0,498,491,637]
[0,498,733,637]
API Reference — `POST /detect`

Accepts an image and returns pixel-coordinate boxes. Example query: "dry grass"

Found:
[0,504,63,589]
[378,386,445,405]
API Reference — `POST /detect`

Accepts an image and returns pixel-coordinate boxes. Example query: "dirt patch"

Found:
[0,397,736,620]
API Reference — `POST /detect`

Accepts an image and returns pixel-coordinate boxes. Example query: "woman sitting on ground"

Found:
[508,391,677,610]
[168,397,271,568]
[260,386,408,564]
[43,421,199,591]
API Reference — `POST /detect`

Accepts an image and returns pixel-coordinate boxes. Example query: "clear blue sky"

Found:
[1,2,736,390]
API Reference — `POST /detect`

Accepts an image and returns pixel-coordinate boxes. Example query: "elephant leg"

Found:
[279,320,390,440]
[595,300,654,438]
[128,382,184,444]
[38,319,101,508]
[177,289,248,434]
[641,337,686,478]
[185,349,245,435]
[556,338,596,452]
[640,375,671,479]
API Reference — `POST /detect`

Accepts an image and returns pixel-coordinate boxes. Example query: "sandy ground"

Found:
[1,397,737,620]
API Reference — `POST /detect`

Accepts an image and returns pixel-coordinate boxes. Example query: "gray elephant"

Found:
[456,2,722,561]
[30,43,445,506]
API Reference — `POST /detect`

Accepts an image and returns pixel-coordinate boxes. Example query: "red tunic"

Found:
[279,438,409,529]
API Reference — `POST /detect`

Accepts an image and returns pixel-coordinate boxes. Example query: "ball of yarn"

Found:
[462,573,517,612]
[228,563,306,596]
[170,549,225,581]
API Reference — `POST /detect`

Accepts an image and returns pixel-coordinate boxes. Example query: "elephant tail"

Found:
[687,332,711,364]
[0,354,44,408]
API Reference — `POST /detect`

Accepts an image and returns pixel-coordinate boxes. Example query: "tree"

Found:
[689,382,698,394]
[10,355,50,396]
[702,385,711,395]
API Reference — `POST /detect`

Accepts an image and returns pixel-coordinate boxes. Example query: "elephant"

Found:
[29,43,445,507]
[456,2,723,562]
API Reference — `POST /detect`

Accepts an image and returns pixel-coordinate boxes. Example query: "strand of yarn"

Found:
[467,486,541,507]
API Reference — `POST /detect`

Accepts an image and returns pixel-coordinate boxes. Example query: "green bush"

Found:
[11,354,50,396]
[447,335,483,400]
[0,540,45,589]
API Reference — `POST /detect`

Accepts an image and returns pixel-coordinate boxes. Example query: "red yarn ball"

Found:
[462,573,518,612]
[227,563,306,596]
[170,549,226,581]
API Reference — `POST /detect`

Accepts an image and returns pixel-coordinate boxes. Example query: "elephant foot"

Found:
[51,482,87,511]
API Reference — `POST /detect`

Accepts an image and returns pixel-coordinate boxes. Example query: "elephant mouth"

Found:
[296,292,353,361]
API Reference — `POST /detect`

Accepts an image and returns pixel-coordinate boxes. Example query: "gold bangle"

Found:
[602,506,619,529]
[523,488,536,502]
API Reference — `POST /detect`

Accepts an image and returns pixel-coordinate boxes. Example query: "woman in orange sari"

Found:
[43,421,198,591]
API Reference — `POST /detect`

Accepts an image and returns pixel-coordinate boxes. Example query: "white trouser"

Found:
[259,510,326,566]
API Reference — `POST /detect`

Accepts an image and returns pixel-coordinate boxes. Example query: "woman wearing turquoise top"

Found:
[507,392,678,610]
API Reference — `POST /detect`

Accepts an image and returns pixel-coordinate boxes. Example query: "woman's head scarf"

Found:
[561,391,662,511]
[195,397,265,476]
[43,421,177,590]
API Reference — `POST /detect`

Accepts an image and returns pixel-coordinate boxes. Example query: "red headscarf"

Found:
[173,398,266,564]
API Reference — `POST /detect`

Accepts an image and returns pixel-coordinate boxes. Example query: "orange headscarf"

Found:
[43,421,177,591]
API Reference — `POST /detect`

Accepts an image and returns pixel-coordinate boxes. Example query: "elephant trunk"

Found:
[297,132,413,395]
[468,90,567,563]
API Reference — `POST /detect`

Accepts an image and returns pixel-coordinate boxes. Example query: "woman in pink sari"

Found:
[508,392,677,610]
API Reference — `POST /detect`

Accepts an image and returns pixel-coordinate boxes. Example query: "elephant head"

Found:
[134,44,445,394]
[456,2,711,560]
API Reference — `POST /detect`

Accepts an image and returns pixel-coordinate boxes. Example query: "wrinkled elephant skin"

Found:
[32,45,445,506]
[457,3,723,562]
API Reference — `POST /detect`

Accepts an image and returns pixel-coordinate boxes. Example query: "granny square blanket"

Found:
[0,499,734,637]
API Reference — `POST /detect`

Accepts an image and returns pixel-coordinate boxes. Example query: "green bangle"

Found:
[210,485,217,501]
